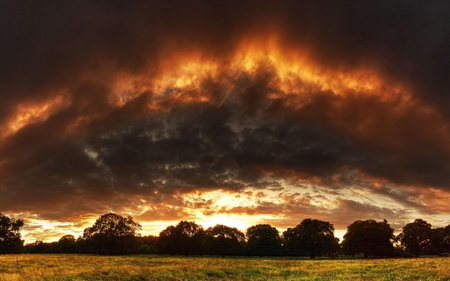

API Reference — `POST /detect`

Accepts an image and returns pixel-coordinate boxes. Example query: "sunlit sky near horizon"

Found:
[2,1,450,243]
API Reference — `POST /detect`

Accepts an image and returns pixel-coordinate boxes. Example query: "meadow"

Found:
[1,254,450,281]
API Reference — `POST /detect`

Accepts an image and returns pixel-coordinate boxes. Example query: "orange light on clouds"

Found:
[3,95,69,139]
[22,216,82,243]
[233,37,387,96]
[183,190,266,230]
[5,36,438,244]
[107,37,405,117]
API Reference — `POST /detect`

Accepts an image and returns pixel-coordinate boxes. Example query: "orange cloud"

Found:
[2,95,69,139]
[2,2,450,245]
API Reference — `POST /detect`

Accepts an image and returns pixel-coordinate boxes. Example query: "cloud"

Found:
[1,1,450,240]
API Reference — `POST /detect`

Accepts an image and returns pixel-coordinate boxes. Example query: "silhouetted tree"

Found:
[341,219,394,258]
[399,219,432,257]
[58,234,78,253]
[83,213,141,238]
[82,213,142,254]
[430,227,446,255]
[24,240,58,253]
[156,221,204,256]
[157,225,178,255]
[137,235,158,254]
[283,219,339,258]
[429,226,450,256]
[205,224,245,256]
[190,228,206,256]
[0,213,24,254]
[246,224,281,256]
[76,235,92,254]
[176,221,204,256]
[24,240,41,253]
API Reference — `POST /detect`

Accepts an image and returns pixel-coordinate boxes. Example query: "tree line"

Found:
[1,212,449,258]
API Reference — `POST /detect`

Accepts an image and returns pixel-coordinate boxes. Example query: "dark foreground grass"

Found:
[1,254,450,281]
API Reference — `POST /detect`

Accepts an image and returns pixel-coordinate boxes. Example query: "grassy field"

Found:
[1,254,450,281]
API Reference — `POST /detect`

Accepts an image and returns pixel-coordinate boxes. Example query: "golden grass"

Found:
[1,254,450,280]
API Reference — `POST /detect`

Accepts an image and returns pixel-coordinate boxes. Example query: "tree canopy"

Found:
[206,224,245,256]
[82,213,142,254]
[341,219,394,258]
[58,235,77,253]
[83,213,142,239]
[246,224,281,256]
[430,226,450,255]
[398,219,432,257]
[283,218,339,258]
[14,213,450,258]
[157,221,204,256]
[0,213,24,254]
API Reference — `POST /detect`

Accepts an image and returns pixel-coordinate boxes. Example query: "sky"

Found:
[1,1,450,243]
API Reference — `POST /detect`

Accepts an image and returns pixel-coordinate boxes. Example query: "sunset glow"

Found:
[1,1,450,244]
[4,95,68,139]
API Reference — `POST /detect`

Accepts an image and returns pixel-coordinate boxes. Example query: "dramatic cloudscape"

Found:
[2,1,450,242]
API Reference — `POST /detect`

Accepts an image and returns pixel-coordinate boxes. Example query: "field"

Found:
[1,255,450,281]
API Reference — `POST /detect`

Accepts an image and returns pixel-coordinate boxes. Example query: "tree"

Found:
[0,213,24,254]
[58,234,78,253]
[175,221,204,256]
[205,224,245,256]
[283,218,338,258]
[24,240,58,253]
[82,213,142,254]
[156,221,204,256]
[399,219,432,257]
[157,225,178,255]
[83,213,141,238]
[341,219,394,258]
[427,225,450,255]
[137,235,158,254]
[246,224,281,256]
[441,225,450,253]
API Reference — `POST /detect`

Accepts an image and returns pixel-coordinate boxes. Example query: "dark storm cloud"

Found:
[277,1,450,109]
[2,1,449,100]
[1,1,450,222]
[0,94,362,209]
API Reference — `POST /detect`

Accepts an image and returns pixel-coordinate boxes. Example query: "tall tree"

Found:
[82,213,142,254]
[156,221,204,256]
[157,225,178,255]
[246,224,281,256]
[428,225,450,255]
[442,225,450,253]
[176,221,204,256]
[83,213,141,238]
[206,224,245,256]
[0,213,24,254]
[341,219,394,258]
[58,234,78,253]
[399,219,432,257]
[283,218,338,258]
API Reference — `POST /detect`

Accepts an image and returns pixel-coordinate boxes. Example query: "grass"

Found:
[1,255,450,280]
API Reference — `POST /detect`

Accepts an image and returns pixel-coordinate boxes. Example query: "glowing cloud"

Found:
[1,1,450,243]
